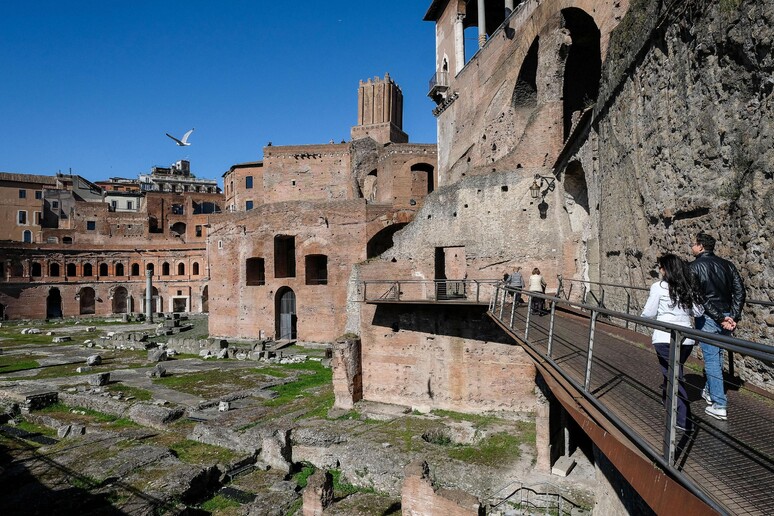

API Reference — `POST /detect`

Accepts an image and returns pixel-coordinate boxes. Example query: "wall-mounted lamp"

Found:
[529,174,556,219]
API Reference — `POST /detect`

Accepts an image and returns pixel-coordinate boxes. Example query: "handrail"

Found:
[490,283,773,515]
[362,279,500,304]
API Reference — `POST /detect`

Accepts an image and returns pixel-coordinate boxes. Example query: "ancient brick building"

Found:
[0,163,223,320]
[208,75,437,342]
[351,0,630,414]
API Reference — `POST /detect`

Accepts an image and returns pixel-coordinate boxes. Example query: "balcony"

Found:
[427,71,449,104]
[362,279,498,305]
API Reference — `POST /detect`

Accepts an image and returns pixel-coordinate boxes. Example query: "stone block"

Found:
[302,470,333,516]
[551,456,576,477]
[52,336,71,343]
[89,373,110,386]
[86,354,102,366]
[218,401,230,412]
[76,366,93,373]
[127,403,185,430]
[147,348,168,362]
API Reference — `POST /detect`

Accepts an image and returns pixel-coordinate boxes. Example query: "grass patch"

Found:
[293,463,317,488]
[200,494,241,511]
[15,420,57,437]
[0,354,40,374]
[168,439,238,465]
[154,367,277,398]
[264,361,332,407]
[105,383,153,401]
[331,468,375,497]
[430,409,501,428]
[38,402,137,429]
[448,423,536,467]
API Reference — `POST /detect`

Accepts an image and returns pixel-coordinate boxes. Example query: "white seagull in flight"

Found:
[166,128,194,146]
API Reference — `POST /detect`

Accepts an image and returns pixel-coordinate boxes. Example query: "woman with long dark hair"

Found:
[641,253,704,432]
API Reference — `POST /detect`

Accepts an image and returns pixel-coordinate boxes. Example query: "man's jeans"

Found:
[696,315,730,408]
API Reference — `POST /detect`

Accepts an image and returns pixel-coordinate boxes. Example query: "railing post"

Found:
[664,330,682,465]
[396,281,401,301]
[509,290,517,328]
[625,291,631,329]
[499,288,506,319]
[525,293,532,341]
[363,281,367,302]
[476,280,480,304]
[584,310,598,392]
[547,299,556,358]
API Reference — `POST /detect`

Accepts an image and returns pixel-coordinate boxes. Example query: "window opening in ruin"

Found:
[112,286,128,314]
[149,216,162,233]
[79,287,96,315]
[23,230,32,243]
[172,204,184,215]
[63,237,73,244]
[367,223,408,258]
[162,262,170,276]
[246,258,266,286]
[19,189,26,199]
[10,261,23,277]
[201,285,209,312]
[512,37,539,109]
[99,263,108,276]
[193,201,220,214]
[131,263,140,276]
[246,200,254,211]
[171,222,186,237]
[275,287,297,340]
[172,297,187,313]
[177,263,185,275]
[115,263,125,276]
[35,190,42,199]
[86,221,96,230]
[127,201,133,210]
[274,235,296,278]
[561,8,601,140]
[246,176,253,189]
[31,262,42,277]
[195,225,202,237]
[363,169,378,202]
[305,255,328,285]
[410,163,435,197]
[34,212,42,225]
[192,262,200,275]
[66,263,77,277]
[18,211,27,224]
[46,287,63,318]
[46,237,58,244]
[50,263,60,277]
[83,263,93,277]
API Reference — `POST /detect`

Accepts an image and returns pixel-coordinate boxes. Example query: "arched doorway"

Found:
[142,287,160,313]
[561,8,601,139]
[275,287,297,340]
[112,286,129,314]
[201,285,209,313]
[79,287,96,315]
[46,288,63,318]
[367,223,408,258]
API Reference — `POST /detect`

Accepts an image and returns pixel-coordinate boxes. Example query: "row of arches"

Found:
[2,260,202,280]
[44,285,209,318]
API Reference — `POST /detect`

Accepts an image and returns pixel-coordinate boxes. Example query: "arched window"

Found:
[170,222,187,236]
[79,287,96,315]
[22,230,32,243]
[162,262,170,276]
[192,262,200,275]
[66,263,77,277]
[63,236,73,244]
[131,263,140,276]
[99,263,108,276]
[177,262,185,275]
[147,263,155,275]
[10,261,24,277]
[31,262,42,277]
[115,263,125,276]
[83,263,93,276]
[50,263,61,277]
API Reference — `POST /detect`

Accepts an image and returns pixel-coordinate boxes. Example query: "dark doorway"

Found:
[79,287,96,315]
[112,286,128,314]
[561,8,601,139]
[201,285,209,313]
[274,235,296,278]
[47,288,63,318]
[172,298,187,313]
[275,287,297,340]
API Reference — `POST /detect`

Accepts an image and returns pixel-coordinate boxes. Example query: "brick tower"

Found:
[351,73,409,144]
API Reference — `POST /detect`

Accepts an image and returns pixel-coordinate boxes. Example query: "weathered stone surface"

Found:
[88,373,110,387]
[126,403,185,430]
[302,470,333,516]
[86,354,102,366]
[244,480,300,516]
[332,338,362,410]
[75,366,92,374]
[261,428,292,473]
[146,364,167,378]
[401,460,481,516]
[147,348,168,362]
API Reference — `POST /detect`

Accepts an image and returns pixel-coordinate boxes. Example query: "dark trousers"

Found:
[530,295,544,314]
[653,342,694,428]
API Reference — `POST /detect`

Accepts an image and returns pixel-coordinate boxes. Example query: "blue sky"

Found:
[0,1,438,184]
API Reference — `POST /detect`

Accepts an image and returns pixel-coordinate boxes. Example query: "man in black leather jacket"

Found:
[689,232,746,421]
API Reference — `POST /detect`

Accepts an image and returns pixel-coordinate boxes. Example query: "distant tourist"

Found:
[528,268,547,315]
[641,254,704,432]
[689,231,746,421]
[506,266,524,305]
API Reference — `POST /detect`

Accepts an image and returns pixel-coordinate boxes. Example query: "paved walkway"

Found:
[499,303,774,515]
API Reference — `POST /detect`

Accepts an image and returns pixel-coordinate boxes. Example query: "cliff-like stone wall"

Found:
[593,0,773,344]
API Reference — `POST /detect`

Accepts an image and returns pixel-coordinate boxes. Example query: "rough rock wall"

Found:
[592,0,774,343]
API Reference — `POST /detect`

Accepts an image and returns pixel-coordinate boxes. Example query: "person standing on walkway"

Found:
[641,254,704,432]
[528,267,547,315]
[689,231,746,421]
[507,266,525,305]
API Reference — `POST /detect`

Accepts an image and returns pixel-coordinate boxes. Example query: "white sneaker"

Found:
[705,403,727,421]
[701,388,712,405]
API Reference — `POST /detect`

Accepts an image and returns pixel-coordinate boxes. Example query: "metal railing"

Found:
[428,71,449,93]
[362,279,498,304]
[490,283,774,515]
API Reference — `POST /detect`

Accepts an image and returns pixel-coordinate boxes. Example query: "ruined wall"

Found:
[588,0,774,342]
[261,144,352,204]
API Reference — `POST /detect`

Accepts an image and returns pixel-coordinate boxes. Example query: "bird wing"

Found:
[166,133,184,145]
[180,128,194,144]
